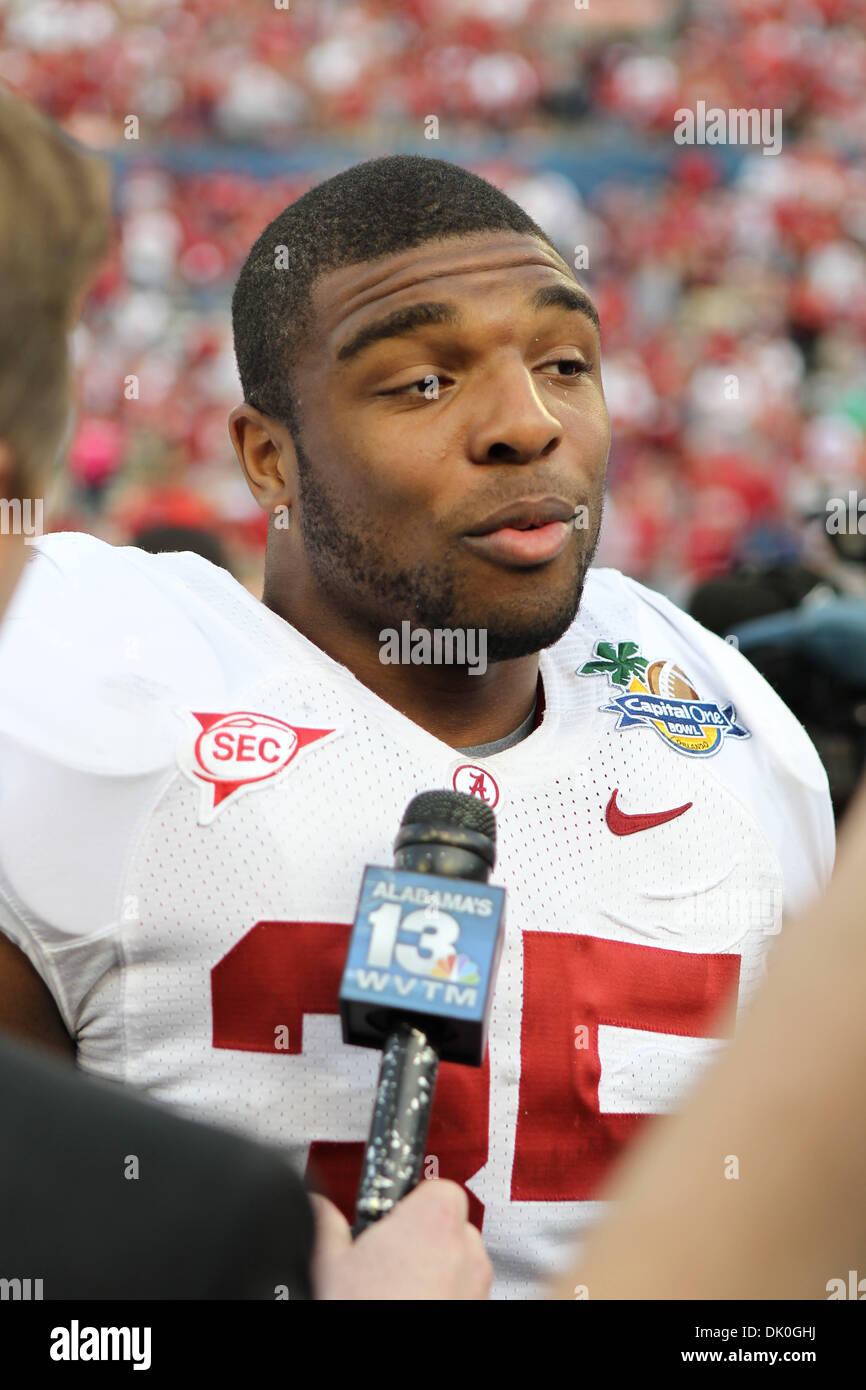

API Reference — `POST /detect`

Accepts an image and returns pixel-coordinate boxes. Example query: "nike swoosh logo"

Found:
[605,787,693,835]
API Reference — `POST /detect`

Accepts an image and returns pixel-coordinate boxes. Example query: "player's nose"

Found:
[465,355,563,466]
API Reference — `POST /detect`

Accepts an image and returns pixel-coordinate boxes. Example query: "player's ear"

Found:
[228,403,296,514]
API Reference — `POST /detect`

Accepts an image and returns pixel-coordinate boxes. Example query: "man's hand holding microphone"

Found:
[311,1181,491,1300]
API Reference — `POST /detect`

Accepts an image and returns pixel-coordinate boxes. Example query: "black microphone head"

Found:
[394,789,496,871]
[401,790,496,843]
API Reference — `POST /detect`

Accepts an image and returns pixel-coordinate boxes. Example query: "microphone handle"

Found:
[352,1021,440,1236]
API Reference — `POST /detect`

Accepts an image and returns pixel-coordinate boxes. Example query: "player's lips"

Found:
[464,521,571,567]
[463,496,577,568]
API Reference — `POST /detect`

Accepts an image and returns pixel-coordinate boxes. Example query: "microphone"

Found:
[339,789,505,1234]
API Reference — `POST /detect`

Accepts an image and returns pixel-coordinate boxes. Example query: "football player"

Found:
[0,153,834,1299]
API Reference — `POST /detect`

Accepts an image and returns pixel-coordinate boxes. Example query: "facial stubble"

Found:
[294,434,602,662]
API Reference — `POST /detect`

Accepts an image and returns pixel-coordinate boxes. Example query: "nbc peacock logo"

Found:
[431,952,481,984]
[577,639,750,758]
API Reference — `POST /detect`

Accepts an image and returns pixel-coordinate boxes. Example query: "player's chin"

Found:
[472,584,584,662]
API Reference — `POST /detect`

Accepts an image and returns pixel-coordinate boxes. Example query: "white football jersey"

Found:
[0,533,835,1298]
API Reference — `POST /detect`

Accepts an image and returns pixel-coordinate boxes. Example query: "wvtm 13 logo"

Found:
[357,894,488,1006]
[827,1270,866,1299]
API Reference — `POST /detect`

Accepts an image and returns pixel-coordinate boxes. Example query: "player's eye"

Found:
[542,358,593,378]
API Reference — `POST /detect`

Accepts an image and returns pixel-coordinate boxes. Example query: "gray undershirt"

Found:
[456,694,539,758]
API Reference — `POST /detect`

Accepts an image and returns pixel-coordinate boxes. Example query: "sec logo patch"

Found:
[178,710,337,823]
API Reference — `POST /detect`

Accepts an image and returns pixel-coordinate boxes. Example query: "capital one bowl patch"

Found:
[578,639,750,757]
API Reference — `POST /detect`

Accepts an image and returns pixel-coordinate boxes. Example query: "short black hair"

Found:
[231,154,560,441]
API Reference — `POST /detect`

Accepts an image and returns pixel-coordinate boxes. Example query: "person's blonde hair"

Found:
[0,82,112,497]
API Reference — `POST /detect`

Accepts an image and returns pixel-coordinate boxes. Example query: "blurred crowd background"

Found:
[3,0,866,812]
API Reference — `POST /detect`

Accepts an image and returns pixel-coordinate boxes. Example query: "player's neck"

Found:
[352,643,542,749]
[262,585,541,749]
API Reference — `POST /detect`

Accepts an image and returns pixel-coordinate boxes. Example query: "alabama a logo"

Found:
[178,710,337,823]
[577,639,750,758]
[451,763,501,808]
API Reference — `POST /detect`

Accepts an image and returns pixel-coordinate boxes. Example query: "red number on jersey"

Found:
[212,922,739,1225]
[512,933,740,1199]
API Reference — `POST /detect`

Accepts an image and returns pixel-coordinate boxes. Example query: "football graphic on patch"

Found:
[645,660,699,701]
